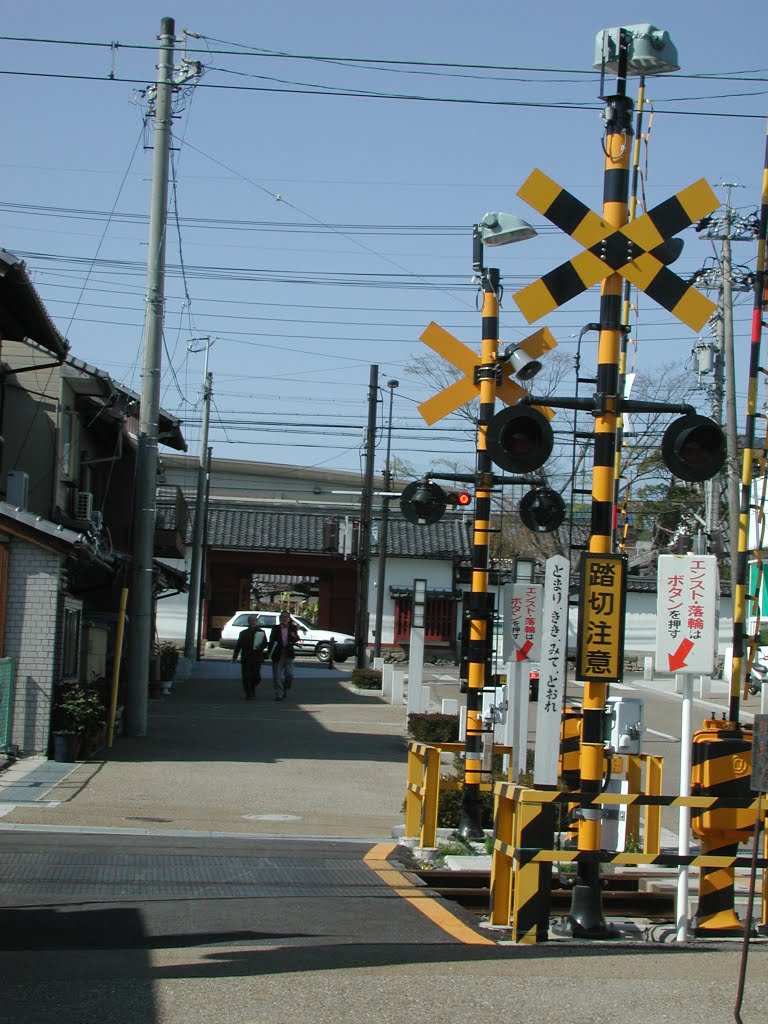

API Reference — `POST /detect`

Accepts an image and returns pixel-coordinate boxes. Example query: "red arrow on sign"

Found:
[668,637,694,672]
[516,640,533,662]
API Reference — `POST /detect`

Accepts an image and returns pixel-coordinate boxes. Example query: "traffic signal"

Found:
[661,414,726,482]
[519,487,566,533]
[400,480,448,525]
[486,405,554,473]
[447,490,472,509]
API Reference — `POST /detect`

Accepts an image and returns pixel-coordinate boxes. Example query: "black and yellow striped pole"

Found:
[731,116,768,723]
[456,240,500,841]
[570,31,634,937]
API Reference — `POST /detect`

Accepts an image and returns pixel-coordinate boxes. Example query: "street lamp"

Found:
[373,379,399,659]
[457,213,536,841]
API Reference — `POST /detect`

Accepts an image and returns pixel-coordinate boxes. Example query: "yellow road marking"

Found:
[363,842,494,946]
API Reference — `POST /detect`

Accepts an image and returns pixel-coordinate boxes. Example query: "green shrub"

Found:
[407,713,460,743]
[158,641,181,681]
[53,682,106,735]
[350,668,382,689]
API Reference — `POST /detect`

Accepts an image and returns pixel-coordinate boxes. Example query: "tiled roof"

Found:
[165,501,471,560]
[0,249,69,358]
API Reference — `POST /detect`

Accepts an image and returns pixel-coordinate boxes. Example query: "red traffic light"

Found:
[447,490,472,508]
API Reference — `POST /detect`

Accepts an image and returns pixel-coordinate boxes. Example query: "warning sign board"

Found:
[655,554,717,675]
[576,553,627,683]
[502,583,543,662]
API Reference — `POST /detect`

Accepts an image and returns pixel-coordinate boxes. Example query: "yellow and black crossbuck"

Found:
[513,168,720,332]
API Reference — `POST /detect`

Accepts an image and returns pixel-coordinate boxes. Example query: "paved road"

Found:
[1,656,767,1023]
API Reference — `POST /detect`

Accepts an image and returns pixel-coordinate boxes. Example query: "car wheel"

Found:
[316,643,331,663]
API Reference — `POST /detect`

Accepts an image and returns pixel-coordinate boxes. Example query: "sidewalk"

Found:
[0,658,411,840]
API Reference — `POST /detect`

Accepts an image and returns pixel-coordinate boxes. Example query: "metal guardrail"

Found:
[405,740,514,849]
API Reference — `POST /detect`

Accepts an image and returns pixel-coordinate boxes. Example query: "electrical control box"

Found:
[605,696,644,756]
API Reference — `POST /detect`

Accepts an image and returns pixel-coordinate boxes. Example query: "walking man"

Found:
[269,611,300,701]
[232,615,268,699]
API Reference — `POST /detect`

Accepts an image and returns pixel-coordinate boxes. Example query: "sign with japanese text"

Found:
[576,553,627,684]
[502,583,543,662]
[533,555,570,787]
[655,555,717,675]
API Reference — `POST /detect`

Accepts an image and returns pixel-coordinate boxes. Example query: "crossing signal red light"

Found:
[447,490,472,508]
[487,406,554,474]
[661,414,726,482]
[400,480,448,525]
[519,487,566,534]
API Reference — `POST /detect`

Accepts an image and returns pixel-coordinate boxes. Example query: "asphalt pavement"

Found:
[0,653,767,1024]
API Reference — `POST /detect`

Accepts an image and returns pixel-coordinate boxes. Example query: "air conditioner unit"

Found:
[6,470,29,510]
[76,491,94,521]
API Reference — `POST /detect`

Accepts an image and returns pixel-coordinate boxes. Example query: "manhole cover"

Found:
[243,813,302,822]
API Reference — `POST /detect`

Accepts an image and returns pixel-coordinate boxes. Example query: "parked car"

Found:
[219,611,355,664]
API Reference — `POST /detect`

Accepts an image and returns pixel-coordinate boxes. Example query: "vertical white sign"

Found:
[655,555,717,676]
[533,555,570,787]
[503,583,543,662]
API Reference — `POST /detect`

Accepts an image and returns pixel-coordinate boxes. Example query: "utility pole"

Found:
[184,362,213,660]
[355,365,378,668]
[124,21,202,734]
[373,379,398,659]
[196,445,213,659]
[693,184,759,563]
[124,18,177,737]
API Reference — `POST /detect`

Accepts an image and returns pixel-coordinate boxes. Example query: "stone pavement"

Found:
[0,657,411,838]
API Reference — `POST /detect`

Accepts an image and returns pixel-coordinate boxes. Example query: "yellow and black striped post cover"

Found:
[513,169,719,332]
[511,797,556,943]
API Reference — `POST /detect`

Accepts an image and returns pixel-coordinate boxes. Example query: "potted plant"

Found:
[152,642,180,697]
[52,682,107,762]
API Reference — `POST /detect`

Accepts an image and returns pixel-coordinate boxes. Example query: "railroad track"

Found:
[416,868,676,919]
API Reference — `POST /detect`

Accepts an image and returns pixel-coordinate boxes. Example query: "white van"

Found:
[219,611,355,664]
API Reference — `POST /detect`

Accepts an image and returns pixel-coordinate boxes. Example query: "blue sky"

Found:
[2,2,767,491]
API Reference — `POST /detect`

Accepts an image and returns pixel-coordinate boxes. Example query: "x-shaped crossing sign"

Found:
[417,321,556,426]
[513,169,720,332]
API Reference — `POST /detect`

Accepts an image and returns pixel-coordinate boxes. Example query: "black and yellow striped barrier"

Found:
[513,169,719,332]
[690,719,755,935]
[489,784,766,943]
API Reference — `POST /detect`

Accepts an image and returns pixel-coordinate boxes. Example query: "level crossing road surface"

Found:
[1,656,767,1022]
[1,830,768,1024]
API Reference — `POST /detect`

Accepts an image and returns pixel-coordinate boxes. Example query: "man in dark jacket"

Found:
[268,611,300,701]
[232,615,268,699]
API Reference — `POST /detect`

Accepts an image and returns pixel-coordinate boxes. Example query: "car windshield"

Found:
[292,615,311,629]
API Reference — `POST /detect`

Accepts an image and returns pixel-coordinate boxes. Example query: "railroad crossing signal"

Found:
[416,321,556,426]
[513,169,720,332]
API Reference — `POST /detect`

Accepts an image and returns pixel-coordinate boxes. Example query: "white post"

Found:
[420,685,431,712]
[373,657,384,672]
[643,656,654,681]
[381,663,394,702]
[696,674,711,699]
[441,698,459,716]
[505,660,527,782]
[391,670,405,706]
[676,672,693,944]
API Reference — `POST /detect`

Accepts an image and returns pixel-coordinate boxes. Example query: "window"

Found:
[61,604,81,679]
[393,596,456,644]
[60,409,80,483]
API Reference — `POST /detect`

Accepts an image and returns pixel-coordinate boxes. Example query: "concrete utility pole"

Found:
[184,365,213,660]
[196,445,213,657]
[373,379,398,659]
[124,17,177,737]
[355,365,378,668]
[693,183,759,563]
